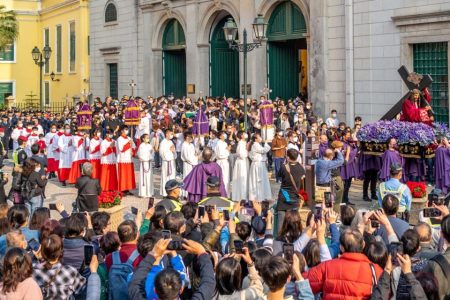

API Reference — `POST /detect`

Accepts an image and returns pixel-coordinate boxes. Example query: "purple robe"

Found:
[434,146,450,194]
[192,109,209,136]
[341,142,359,180]
[358,153,381,179]
[183,162,227,202]
[319,142,328,159]
[380,150,403,181]
[404,158,425,178]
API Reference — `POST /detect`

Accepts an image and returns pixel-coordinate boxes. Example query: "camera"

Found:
[167,240,184,251]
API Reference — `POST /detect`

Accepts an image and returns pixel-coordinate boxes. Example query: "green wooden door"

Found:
[268,41,299,100]
[163,19,186,98]
[108,63,118,99]
[267,2,307,100]
[210,17,239,98]
[0,83,13,105]
[413,42,449,124]
[163,50,186,98]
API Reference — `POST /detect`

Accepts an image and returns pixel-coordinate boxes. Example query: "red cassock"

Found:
[100,140,118,192]
[117,136,136,192]
[67,137,88,184]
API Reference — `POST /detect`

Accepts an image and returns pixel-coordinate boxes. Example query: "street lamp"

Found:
[31,45,52,109]
[223,14,267,131]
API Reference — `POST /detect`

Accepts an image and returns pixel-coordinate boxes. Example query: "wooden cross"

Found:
[128,80,137,97]
[381,65,433,120]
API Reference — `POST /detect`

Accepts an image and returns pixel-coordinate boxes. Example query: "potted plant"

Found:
[98,191,124,230]
[406,181,427,225]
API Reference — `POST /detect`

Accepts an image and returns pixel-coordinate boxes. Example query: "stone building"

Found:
[89,0,450,124]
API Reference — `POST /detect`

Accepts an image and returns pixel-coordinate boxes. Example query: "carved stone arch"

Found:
[151,10,187,50]
[257,0,310,33]
[196,0,240,46]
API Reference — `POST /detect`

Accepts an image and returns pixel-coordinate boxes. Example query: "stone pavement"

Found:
[2,159,374,220]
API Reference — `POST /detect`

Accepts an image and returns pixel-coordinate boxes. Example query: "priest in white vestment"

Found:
[181,132,198,179]
[214,132,230,195]
[137,134,154,197]
[231,132,249,201]
[248,133,272,201]
[159,130,176,196]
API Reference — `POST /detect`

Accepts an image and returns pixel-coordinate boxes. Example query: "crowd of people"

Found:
[0,91,447,299]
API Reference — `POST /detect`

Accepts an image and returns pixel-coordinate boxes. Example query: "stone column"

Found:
[309,0,328,118]
[185,1,200,98]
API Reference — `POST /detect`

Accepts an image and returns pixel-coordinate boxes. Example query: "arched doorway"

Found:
[163,19,186,98]
[210,16,239,98]
[267,2,307,100]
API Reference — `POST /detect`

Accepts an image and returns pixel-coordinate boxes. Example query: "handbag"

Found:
[284,163,305,207]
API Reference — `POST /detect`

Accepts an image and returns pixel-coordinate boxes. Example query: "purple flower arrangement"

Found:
[434,122,450,139]
[357,120,438,146]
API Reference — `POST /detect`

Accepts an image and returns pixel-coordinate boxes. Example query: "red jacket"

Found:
[305,253,383,300]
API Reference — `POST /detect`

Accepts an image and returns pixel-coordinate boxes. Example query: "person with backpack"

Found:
[12,136,28,167]
[424,213,450,299]
[105,220,142,300]
[21,158,47,216]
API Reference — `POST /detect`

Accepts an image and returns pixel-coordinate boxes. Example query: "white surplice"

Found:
[137,142,154,197]
[58,134,74,169]
[11,127,27,151]
[25,134,39,157]
[231,140,249,201]
[248,142,272,201]
[134,116,151,140]
[159,138,176,196]
[44,132,56,159]
[214,139,230,194]
[181,141,198,179]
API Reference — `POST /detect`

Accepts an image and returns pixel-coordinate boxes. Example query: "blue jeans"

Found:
[273,158,285,182]
[25,195,42,216]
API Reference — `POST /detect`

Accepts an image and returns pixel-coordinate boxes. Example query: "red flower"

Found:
[406,181,427,198]
[99,191,122,208]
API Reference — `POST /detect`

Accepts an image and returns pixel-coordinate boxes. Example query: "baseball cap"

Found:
[165,179,183,192]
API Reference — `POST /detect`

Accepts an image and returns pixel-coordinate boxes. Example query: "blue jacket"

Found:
[0,227,39,256]
[145,255,187,299]
[315,152,344,185]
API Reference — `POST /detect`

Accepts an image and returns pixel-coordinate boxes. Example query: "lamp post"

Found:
[31,45,52,109]
[223,14,267,131]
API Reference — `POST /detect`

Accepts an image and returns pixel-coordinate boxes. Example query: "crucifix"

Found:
[128,80,137,97]
[381,65,433,120]
[260,84,272,100]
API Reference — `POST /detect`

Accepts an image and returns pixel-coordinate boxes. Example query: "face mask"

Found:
[306,105,311,109]
[243,134,248,139]
[278,132,283,137]
[168,135,173,139]
[293,137,299,143]
[51,128,56,133]
[96,132,101,137]
[65,129,71,134]
[0,133,4,138]
[124,130,129,135]
[108,134,114,139]
[18,124,23,128]
[332,114,337,118]
[222,134,227,140]
[111,116,115,119]
[144,138,150,143]
[35,167,41,172]
[33,131,38,135]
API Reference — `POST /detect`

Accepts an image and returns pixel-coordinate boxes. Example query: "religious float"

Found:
[357,120,442,159]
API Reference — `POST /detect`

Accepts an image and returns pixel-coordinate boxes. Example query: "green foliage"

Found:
[0,5,18,51]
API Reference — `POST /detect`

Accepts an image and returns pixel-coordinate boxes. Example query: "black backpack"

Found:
[20,178,35,201]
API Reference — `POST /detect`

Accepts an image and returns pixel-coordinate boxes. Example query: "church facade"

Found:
[89,0,450,124]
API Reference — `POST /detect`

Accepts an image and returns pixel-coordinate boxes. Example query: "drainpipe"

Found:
[345,0,354,125]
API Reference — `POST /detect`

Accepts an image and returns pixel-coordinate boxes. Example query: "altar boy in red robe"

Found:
[100,129,118,191]
[117,125,136,194]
